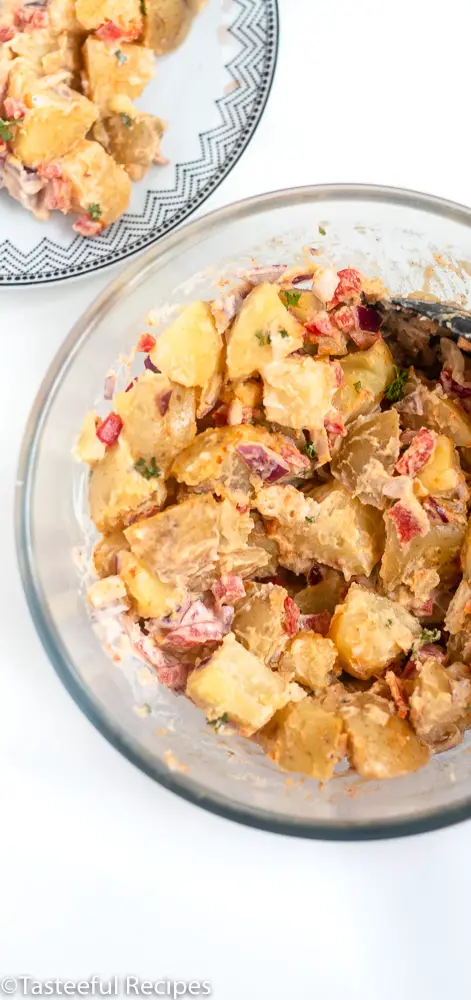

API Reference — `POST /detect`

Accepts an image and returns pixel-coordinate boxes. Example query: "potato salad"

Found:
[0,0,206,233]
[77,259,471,783]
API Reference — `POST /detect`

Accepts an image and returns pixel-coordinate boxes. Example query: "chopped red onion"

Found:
[236,444,290,483]
[158,389,172,415]
[240,264,287,285]
[440,368,471,398]
[144,356,159,373]
[355,305,383,332]
[308,563,324,586]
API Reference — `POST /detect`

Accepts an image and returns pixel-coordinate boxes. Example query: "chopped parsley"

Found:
[305,516,314,524]
[411,627,441,655]
[208,713,229,733]
[255,329,265,346]
[385,365,408,403]
[354,381,362,392]
[88,203,102,222]
[267,333,272,345]
[279,328,289,338]
[284,291,301,308]
[115,49,128,64]
[318,225,326,236]
[134,457,161,479]
[120,112,133,128]
[306,442,317,459]
[140,0,147,13]
[0,118,16,142]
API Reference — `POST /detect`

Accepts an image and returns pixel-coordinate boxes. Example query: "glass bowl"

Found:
[16,184,471,840]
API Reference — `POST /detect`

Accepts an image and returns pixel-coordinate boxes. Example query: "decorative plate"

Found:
[0,0,278,286]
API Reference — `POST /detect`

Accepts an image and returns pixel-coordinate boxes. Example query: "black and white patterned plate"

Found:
[0,0,278,285]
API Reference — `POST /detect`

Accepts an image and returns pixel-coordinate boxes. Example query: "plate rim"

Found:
[0,0,279,287]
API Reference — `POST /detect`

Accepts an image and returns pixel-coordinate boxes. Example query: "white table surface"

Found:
[3,0,471,996]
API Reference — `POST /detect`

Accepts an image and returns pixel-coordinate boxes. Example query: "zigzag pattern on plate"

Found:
[0,0,279,286]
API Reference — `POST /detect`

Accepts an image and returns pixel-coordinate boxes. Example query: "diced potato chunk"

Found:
[75,411,106,464]
[87,574,129,610]
[295,568,348,615]
[226,283,304,381]
[380,500,466,607]
[232,582,289,664]
[217,498,253,553]
[48,0,84,33]
[143,0,194,53]
[416,434,467,497]
[256,482,384,579]
[341,693,430,779]
[278,632,339,690]
[114,371,196,469]
[89,436,166,533]
[124,495,219,588]
[262,357,338,431]
[10,81,97,168]
[334,339,396,424]
[60,140,131,226]
[119,550,186,619]
[76,0,142,33]
[444,579,471,635]
[409,656,470,748]
[186,632,291,735]
[93,112,164,180]
[279,289,322,324]
[247,514,279,578]
[397,381,471,447]
[329,584,420,679]
[259,698,345,781]
[93,530,129,578]
[150,302,222,388]
[83,37,155,111]
[331,410,400,508]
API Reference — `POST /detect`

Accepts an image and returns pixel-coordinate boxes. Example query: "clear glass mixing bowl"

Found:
[16,184,471,839]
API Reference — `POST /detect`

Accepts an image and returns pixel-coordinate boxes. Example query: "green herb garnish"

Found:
[284,291,301,308]
[318,225,326,236]
[140,0,147,13]
[120,112,133,128]
[115,49,128,64]
[411,627,441,655]
[279,328,289,338]
[354,381,362,392]
[208,713,229,733]
[385,365,408,403]
[0,118,16,142]
[305,516,314,524]
[255,330,265,346]
[306,442,317,459]
[88,203,102,222]
[134,457,161,480]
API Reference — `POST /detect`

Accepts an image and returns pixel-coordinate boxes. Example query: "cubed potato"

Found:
[143,0,194,53]
[217,498,253,553]
[10,81,97,168]
[380,500,466,607]
[259,698,345,781]
[247,514,279,578]
[334,339,396,424]
[171,424,306,506]
[397,382,471,448]
[256,482,384,579]
[60,139,131,226]
[341,693,430,780]
[295,568,348,615]
[76,0,142,33]
[409,656,470,748]
[83,37,155,111]
[150,302,222,389]
[119,550,186,619]
[226,283,304,381]
[93,530,129,578]
[114,371,196,469]
[416,434,467,497]
[75,411,106,464]
[49,0,84,33]
[331,410,400,508]
[232,582,289,664]
[278,632,339,690]
[186,632,291,735]
[444,579,471,635]
[87,574,129,610]
[219,546,269,580]
[89,436,166,533]
[329,584,421,679]
[93,112,165,180]
[124,494,219,588]
[279,289,322,325]
[261,356,339,431]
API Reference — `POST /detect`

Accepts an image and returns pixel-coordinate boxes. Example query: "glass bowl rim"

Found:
[16,181,471,841]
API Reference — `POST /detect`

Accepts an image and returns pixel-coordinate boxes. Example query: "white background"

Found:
[2,0,471,996]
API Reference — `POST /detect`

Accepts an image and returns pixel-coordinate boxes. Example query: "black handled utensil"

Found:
[390,297,471,340]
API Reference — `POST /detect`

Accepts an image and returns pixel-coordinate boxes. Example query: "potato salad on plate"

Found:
[76,259,471,784]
